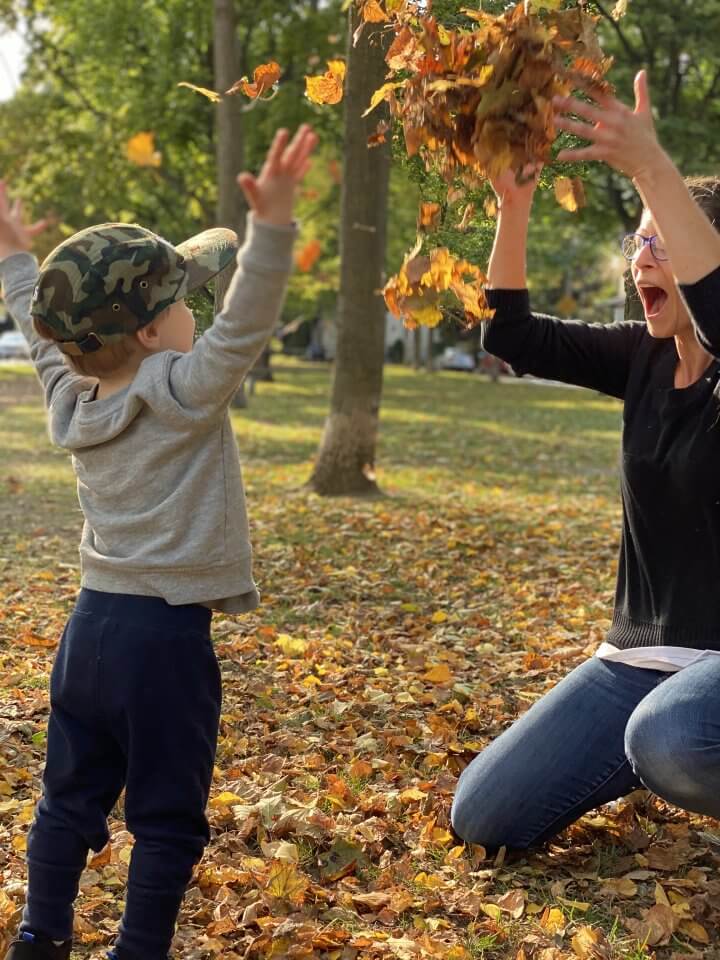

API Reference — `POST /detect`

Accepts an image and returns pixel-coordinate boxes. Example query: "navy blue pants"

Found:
[21,589,221,959]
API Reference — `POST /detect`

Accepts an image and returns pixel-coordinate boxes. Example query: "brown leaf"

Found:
[497,888,525,919]
[624,904,676,947]
[571,926,611,960]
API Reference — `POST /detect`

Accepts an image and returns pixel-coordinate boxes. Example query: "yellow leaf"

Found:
[555,176,586,213]
[558,896,591,912]
[276,633,308,656]
[177,81,222,103]
[11,834,27,853]
[363,81,404,116]
[481,903,502,920]
[431,827,453,845]
[410,304,443,328]
[431,610,448,623]
[400,786,428,803]
[540,906,566,935]
[210,791,246,808]
[266,860,309,905]
[423,663,453,684]
[306,60,346,105]
[126,131,162,168]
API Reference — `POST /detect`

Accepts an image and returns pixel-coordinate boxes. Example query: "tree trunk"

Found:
[425,327,434,373]
[309,10,391,497]
[213,0,248,407]
[214,0,246,234]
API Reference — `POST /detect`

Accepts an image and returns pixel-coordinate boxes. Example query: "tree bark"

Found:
[309,11,391,496]
[213,0,249,407]
[213,0,246,235]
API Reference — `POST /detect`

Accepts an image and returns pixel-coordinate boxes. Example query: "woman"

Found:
[451,71,720,850]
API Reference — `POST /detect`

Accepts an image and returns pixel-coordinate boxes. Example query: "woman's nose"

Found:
[634,240,656,269]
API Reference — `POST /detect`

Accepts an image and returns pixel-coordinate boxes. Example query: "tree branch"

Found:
[594,1,641,64]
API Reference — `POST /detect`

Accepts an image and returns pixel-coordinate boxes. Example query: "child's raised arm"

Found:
[0,182,87,406]
[169,126,318,414]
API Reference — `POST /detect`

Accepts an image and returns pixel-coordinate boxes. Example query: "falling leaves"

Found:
[177,81,222,103]
[305,59,346,105]
[228,61,282,99]
[384,238,493,329]
[367,1,613,190]
[125,131,162,168]
[295,239,322,273]
[555,176,587,212]
[360,0,389,22]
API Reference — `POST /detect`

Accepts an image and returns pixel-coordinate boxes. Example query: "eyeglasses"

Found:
[621,233,668,262]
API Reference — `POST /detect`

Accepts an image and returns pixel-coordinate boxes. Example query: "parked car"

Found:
[0,330,30,359]
[436,346,476,372]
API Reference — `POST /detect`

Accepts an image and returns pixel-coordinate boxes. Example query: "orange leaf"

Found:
[228,61,282,99]
[295,239,322,272]
[418,202,441,231]
[125,132,162,168]
[362,0,389,22]
[423,663,453,684]
[20,630,57,648]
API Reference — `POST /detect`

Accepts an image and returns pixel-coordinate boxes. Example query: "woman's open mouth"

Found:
[638,284,669,320]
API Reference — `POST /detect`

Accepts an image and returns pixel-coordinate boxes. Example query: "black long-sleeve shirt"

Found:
[482,267,720,651]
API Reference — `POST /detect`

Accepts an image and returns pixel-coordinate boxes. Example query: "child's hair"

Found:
[33,318,137,378]
[685,175,720,230]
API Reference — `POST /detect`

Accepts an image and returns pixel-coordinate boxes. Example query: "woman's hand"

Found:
[553,70,666,183]
[237,124,318,227]
[490,163,543,214]
[0,181,49,260]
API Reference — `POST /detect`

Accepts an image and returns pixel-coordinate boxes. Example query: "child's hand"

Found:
[237,124,318,227]
[0,181,50,260]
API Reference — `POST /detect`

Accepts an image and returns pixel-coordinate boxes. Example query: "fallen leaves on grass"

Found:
[2,369,720,958]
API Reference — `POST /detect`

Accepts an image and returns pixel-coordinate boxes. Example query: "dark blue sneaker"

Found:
[4,932,71,960]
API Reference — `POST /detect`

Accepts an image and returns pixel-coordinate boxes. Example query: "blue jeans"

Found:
[451,656,720,850]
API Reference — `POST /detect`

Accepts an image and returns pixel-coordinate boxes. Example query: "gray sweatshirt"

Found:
[0,216,297,612]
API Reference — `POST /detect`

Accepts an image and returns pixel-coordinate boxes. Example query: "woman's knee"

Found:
[451,760,532,849]
[624,701,719,811]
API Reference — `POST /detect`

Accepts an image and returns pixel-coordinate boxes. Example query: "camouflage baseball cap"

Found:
[31,222,238,355]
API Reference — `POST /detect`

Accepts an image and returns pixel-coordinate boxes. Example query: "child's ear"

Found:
[136,320,160,351]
